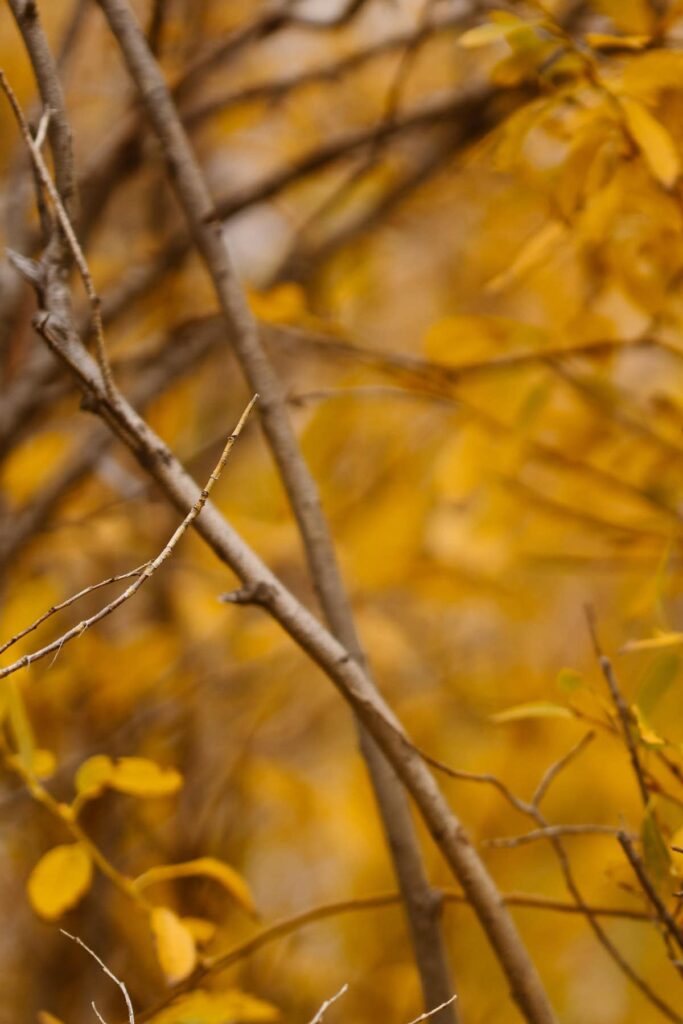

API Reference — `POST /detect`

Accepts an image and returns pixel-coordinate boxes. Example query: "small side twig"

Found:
[0,395,258,680]
[406,995,458,1024]
[0,68,115,401]
[586,606,649,807]
[617,831,683,962]
[60,929,135,1024]
[307,983,349,1024]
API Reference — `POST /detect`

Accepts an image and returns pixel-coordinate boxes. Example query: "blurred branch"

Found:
[586,608,650,807]
[420,733,683,1022]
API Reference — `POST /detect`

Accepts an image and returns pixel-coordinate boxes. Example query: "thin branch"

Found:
[532,732,596,807]
[0,565,146,658]
[0,394,258,680]
[586,607,650,806]
[406,995,458,1024]
[617,831,683,957]
[308,983,349,1024]
[486,824,624,848]
[0,69,115,399]
[61,929,135,1024]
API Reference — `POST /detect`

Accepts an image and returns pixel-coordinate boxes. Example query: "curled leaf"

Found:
[135,857,255,915]
[27,843,93,921]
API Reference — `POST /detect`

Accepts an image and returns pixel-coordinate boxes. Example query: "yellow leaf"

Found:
[487,221,565,292]
[135,857,255,915]
[109,757,182,798]
[181,917,217,946]
[37,1013,66,1024]
[621,631,683,653]
[32,749,57,780]
[586,33,650,50]
[148,988,279,1024]
[491,701,573,723]
[248,284,306,325]
[632,705,666,746]
[74,754,114,799]
[150,907,197,985]
[7,678,35,772]
[459,22,514,48]
[620,97,680,188]
[27,844,93,921]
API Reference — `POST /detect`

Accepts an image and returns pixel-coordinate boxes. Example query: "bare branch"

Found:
[60,929,135,1024]
[308,983,349,1024]
[586,607,650,806]
[0,395,258,680]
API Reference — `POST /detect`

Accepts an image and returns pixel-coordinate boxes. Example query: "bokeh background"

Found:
[2,1,683,1022]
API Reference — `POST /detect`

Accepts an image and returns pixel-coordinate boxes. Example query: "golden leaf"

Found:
[135,857,255,915]
[148,988,279,1024]
[108,757,182,798]
[74,754,114,799]
[491,701,573,723]
[620,97,680,188]
[150,907,197,985]
[621,631,683,653]
[27,844,93,921]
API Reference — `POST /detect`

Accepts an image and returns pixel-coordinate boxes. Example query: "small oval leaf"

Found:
[75,754,114,798]
[27,844,93,921]
[150,907,197,985]
[148,988,279,1024]
[109,758,182,798]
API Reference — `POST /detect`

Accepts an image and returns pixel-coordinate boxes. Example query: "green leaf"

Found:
[491,701,573,723]
[637,653,680,716]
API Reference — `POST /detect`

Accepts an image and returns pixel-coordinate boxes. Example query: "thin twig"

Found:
[617,831,683,958]
[406,995,458,1024]
[0,395,258,680]
[0,69,116,400]
[308,983,349,1024]
[532,732,596,807]
[61,929,135,1024]
[586,607,650,806]
[486,824,624,848]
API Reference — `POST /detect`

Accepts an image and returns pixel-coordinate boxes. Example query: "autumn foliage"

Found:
[2,1,683,1023]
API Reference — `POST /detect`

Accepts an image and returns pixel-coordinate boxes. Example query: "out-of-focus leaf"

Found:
[641,805,671,897]
[108,757,182,798]
[135,857,255,915]
[491,701,573,723]
[622,632,683,654]
[37,1013,66,1024]
[7,679,35,772]
[636,652,680,714]
[459,21,516,48]
[148,988,279,1024]
[27,844,93,920]
[74,754,114,799]
[586,33,650,50]
[181,917,217,946]
[150,907,197,985]
[620,97,680,188]
[632,704,665,746]
[557,668,584,693]
[487,221,565,292]
[32,749,56,780]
